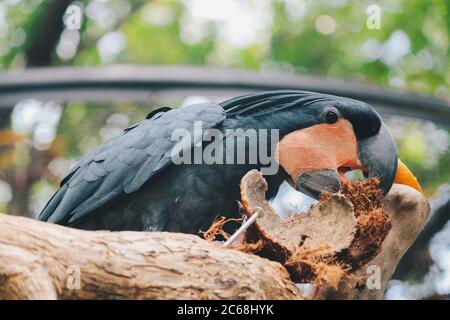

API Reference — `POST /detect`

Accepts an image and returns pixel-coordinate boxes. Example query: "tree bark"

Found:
[393,197,450,279]
[316,184,430,299]
[0,213,301,300]
[0,184,429,300]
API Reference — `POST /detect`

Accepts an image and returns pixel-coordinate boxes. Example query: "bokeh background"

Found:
[0,0,449,299]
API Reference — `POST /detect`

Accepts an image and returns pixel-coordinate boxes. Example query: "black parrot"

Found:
[39,90,416,233]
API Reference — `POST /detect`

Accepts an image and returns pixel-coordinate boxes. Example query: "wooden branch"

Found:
[314,184,430,299]
[0,214,301,300]
[0,175,429,300]
[236,170,430,299]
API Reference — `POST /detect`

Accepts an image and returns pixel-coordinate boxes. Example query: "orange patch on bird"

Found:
[275,119,360,181]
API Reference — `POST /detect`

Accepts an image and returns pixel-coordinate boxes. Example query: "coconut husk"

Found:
[225,170,390,287]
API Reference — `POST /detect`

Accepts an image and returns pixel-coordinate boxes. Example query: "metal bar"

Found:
[223,208,262,248]
[0,65,449,125]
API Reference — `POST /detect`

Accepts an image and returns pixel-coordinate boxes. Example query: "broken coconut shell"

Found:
[238,169,391,284]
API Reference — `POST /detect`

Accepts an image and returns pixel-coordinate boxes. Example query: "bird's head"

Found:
[224,91,421,199]
[273,93,421,198]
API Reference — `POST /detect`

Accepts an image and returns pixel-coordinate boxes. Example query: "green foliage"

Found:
[0,0,48,68]
[1,1,449,98]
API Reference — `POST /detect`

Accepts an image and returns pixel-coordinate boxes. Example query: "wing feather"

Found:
[38,103,226,224]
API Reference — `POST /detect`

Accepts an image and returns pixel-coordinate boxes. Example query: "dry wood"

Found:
[0,170,429,300]
[0,214,301,300]
[236,170,429,298]
[319,184,431,299]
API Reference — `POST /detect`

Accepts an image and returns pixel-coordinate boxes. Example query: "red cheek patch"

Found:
[275,120,359,180]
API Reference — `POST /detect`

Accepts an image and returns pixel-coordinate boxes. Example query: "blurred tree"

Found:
[25,0,73,66]
[1,1,448,98]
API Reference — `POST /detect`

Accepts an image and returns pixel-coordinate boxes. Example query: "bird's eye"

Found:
[325,110,339,124]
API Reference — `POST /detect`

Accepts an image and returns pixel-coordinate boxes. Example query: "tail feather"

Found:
[38,184,69,222]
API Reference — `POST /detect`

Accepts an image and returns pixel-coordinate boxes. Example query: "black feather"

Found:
[38,103,226,224]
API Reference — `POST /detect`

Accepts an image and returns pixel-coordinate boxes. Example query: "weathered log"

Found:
[302,184,430,299]
[0,179,429,300]
[236,170,430,299]
[0,214,302,300]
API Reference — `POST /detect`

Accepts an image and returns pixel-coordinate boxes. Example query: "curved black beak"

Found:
[357,123,398,196]
[295,123,398,199]
[295,169,341,200]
